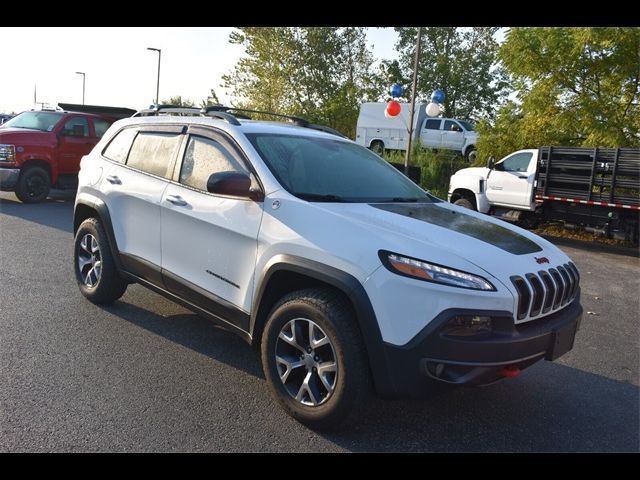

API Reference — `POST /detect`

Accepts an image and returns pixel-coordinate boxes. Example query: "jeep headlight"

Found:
[0,144,16,162]
[379,250,496,291]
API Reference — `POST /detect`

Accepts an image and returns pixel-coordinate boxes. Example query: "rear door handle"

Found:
[166,195,188,206]
[106,175,121,185]
[517,175,528,179]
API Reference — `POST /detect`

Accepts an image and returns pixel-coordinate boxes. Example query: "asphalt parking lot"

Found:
[1,190,638,452]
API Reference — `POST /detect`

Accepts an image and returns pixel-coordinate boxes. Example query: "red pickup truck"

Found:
[0,104,135,203]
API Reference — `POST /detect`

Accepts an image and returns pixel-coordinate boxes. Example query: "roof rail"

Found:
[204,106,309,127]
[201,110,241,126]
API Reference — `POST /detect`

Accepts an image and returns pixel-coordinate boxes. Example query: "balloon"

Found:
[426,102,441,117]
[385,100,401,118]
[431,89,445,104]
[390,83,403,98]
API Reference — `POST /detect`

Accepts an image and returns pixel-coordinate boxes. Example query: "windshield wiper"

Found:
[293,192,345,202]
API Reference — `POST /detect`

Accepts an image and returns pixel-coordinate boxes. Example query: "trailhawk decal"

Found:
[371,203,542,255]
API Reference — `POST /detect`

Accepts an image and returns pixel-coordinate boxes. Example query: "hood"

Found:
[453,166,489,178]
[0,127,49,140]
[316,201,568,284]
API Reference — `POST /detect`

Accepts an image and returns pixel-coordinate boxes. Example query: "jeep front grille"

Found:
[511,262,580,321]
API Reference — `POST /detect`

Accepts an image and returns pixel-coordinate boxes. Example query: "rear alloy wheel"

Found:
[15,166,51,203]
[74,218,128,304]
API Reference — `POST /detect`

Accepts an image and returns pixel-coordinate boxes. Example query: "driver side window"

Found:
[180,136,246,192]
[497,152,533,172]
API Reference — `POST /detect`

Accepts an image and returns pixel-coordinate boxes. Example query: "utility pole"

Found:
[404,27,422,175]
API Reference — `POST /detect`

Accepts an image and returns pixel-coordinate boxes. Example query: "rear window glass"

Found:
[126,131,182,178]
[102,128,137,163]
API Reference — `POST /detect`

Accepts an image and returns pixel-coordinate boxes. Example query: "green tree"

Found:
[389,27,508,120]
[222,27,380,138]
[479,27,640,161]
[160,95,196,107]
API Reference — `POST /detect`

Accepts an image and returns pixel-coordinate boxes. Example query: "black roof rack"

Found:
[131,104,345,137]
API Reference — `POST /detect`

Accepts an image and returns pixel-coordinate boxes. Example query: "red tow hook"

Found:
[499,366,521,378]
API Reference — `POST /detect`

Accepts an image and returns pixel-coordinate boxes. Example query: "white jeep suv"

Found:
[73,107,583,429]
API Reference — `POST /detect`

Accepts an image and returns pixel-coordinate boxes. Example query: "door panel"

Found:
[419,119,442,147]
[486,151,536,208]
[101,163,169,280]
[57,116,97,174]
[161,185,263,317]
[441,120,464,150]
[160,133,263,319]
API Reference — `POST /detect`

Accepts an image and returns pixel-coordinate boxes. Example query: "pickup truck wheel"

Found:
[74,218,128,304]
[370,141,385,156]
[454,198,475,210]
[15,166,51,204]
[261,288,371,430]
[465,148,477,163]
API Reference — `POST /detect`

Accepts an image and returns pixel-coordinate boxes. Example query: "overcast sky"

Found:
[0,27,400,114]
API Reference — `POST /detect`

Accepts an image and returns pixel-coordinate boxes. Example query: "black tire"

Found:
[370,141,384,156]
[454,197,475,210]
[15,166,51,203]
[465,147,477,163]
[74,217,128,304]
[261,287,371,430]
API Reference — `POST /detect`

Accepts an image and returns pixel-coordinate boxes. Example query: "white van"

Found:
[355,102,479,161]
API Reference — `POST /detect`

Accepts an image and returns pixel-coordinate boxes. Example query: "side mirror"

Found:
[206,171,263,201]
[487,156,495,170]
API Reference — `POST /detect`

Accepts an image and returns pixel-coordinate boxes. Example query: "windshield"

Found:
[457,120,475,132]
[2,111,64,132]
[246,133,437,203]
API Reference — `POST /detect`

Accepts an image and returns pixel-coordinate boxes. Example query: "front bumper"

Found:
[0,167,20,190]
[380,295,582,397]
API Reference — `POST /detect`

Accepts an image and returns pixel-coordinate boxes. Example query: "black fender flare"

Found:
[251,254,396,397]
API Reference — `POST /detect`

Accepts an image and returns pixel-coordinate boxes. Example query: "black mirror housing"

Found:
[487,156,496,170]
[206,171,263,201]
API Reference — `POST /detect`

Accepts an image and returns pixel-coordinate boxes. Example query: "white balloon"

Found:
[426,102,441,117]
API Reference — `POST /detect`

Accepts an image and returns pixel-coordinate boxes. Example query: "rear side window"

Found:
[94,118,112,138]
[62,117,90,137]
[103,128,137,163]
[127,131,182,178]
[424,119,441,130]
[179,136,246,191]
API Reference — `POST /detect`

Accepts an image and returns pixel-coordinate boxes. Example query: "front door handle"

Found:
[106,175,121,185]
[166,195,188,206]
[517,175,528,179]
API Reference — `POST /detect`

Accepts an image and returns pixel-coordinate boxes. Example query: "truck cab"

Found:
[419,117,478,162]
[448,149,538,213]
[0,105,134,203]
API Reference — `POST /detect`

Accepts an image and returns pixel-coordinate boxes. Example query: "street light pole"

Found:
[75,71,86,105]
[147,47,161,106]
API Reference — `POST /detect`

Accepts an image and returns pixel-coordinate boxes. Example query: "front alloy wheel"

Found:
[275,318,338,406]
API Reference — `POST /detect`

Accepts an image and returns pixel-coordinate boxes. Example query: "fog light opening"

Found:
[442,315,492,337]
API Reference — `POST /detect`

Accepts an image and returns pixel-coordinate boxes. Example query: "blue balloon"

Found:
[431,89,445,104]
[390,83,403,98]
